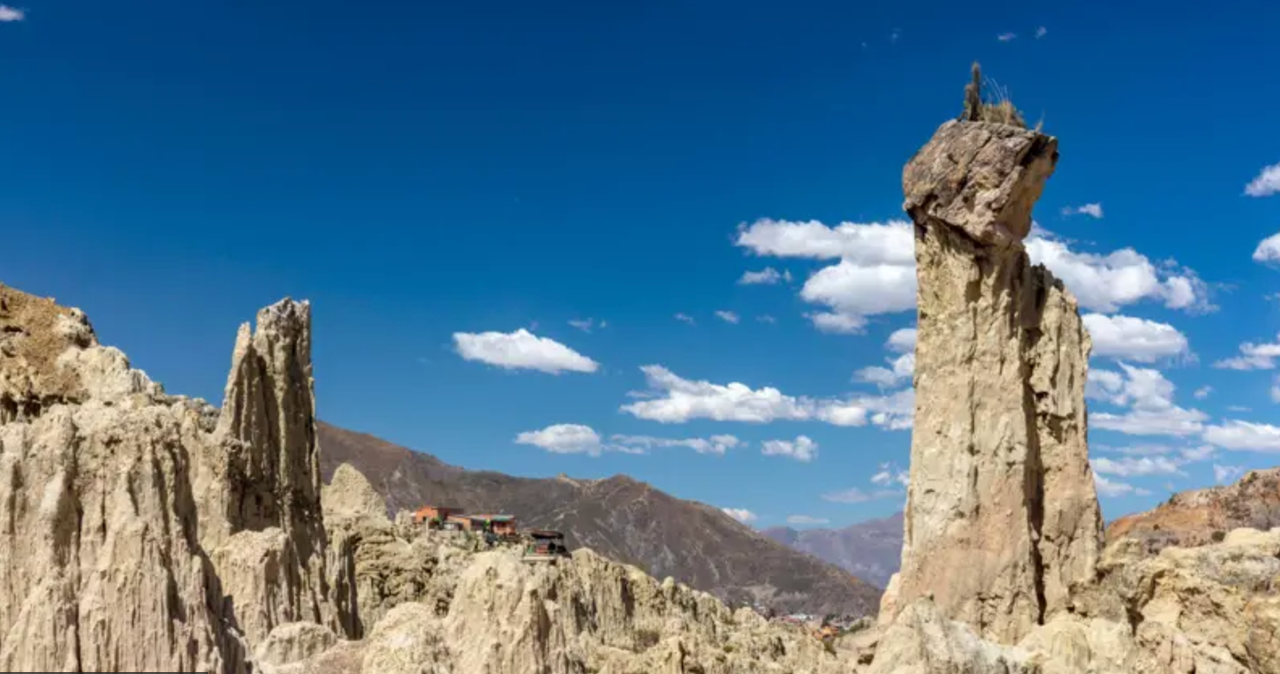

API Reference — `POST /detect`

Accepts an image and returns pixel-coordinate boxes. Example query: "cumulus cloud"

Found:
[1213,464,1246,484]
[516,424,745,457]
[1094,474,1139,498]
[822,487,902,504]
[454,329,599,374]
[855,329,917,386]
[1035,26,1047,38]
[808,311,867,334]
[855,354,914,388]
[739,267,792,285]
[761,436,819,462]
[1091,455,1184,478]
[737,219,1211,331]
[1025,237,1210,313]
[1088,364,1208,437]
[997,32,1017,42]
[1245,162,1280,197]
[0,5,23,21]
[1203,420,1280,451]
[870,462,910,487]
[610,433,743,456]
[1215,335,1280,370]
[621,365,913,429]
[1253,233,1280,264]
[887,328,917,353]
[1062,203,1104,219]
[1083,314,1190,362]
[786,515,831,526]
[515,424,605,455]
[715,310,741,324]
[1194,386,1212,400]
[674,313,696,325]
[722,508,757,524]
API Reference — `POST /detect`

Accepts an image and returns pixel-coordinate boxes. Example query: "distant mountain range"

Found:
[316,421,884,617]
[762,512,904,588]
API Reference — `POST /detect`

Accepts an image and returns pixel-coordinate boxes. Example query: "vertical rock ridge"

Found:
[887,119,1103,644]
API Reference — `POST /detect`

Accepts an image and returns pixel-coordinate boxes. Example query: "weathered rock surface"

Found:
[890,119,1103,643]
[284,533,855,674]
[1107,467,1280,556]
[0,283,352,672]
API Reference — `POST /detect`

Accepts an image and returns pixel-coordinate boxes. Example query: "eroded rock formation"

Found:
[887,119,1103,642]
[0,284,352,672]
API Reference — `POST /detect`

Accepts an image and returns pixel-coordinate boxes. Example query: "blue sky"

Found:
[3,0,1280,531]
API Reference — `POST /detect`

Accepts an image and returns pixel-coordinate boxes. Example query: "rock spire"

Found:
[884,118,1104,643]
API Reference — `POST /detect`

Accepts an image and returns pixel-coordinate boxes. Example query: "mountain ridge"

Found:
[315,421,883,618]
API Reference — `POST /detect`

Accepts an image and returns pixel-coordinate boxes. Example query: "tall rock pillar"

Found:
[888,120,1103,643]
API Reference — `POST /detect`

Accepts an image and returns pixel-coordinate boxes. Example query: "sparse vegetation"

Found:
[961,62,1029,129]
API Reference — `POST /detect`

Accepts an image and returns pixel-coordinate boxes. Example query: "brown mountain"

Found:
[1105,467,1280,554]
[315,421,883,617]
[762,512,904,588]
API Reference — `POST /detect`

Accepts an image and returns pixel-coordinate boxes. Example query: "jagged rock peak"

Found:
[885,118,1102,644]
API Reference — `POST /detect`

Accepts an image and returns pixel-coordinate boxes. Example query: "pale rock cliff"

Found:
[0,284,352,672]
[887,119,1103,643]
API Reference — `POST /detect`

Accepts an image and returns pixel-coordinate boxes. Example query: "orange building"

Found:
[413,505,463,524]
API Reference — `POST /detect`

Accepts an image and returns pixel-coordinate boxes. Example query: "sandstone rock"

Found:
[255,621,339,667]
[0,284,352,671]
[197,300,352,644]
[324,463,392,526]
[866,599,1036,674]
[0,284,246,672]
[892,120,1103,643]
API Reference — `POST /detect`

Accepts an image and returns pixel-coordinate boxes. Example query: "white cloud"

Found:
[1088,364,1208,437]
[757,315,777,324]
[1245,162,1280,197]
[1094,474,1137,498]
[1228,405,1253,412]
[1203,420,1280,452]
[1194,386,1212,400]
[1091,455,1184,478]
[722,508,758,524]
[855,353,914,387]
[738,219,1210,332]
[1272,376,1280,403]
[1213,464,1246,484]
[715,310,741,324]
[870,462,910,487]
[515,424,604,456]
[786,515,831,526]
[887,328,917,353]
[454,329,599,374]
[621,366,812,424]
[568,318,605,333]
[800,259,918,320]
[0,5,23,21]
[738,267,792,285]
[1035,26,1047,38]
[761,436,818,462]
[1214,336,1280,370]
[610,434,743,456]
[675,313,696,325]
[997,32,1017,41]
[621,365,913,429]
[1083,314,1190,362]
[517,425,742,457]
[822,487,902,504]
[1180,445,1216,462]
[1253,233,1280,264]
[1062,203,1104,219]
[1025,237,1210,313]
[807,311,867,334]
